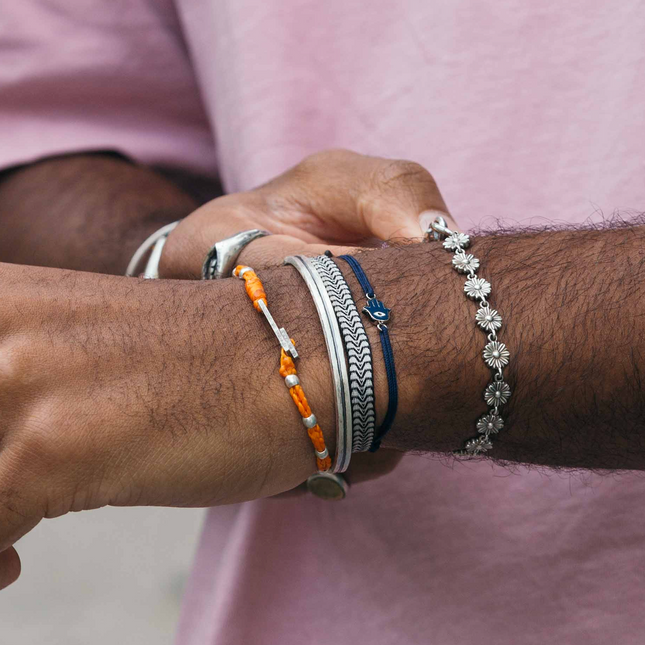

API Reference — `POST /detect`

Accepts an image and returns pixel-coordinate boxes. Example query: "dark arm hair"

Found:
[0,152,200,274]
[2,153,644,472]
[345,217,645,471]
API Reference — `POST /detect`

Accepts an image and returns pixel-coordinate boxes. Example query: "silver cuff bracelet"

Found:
[125,221,180,278]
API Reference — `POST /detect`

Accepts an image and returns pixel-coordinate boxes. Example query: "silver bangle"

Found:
[311,255,375,452]
[141,235,168,279]
[427,216,512,457]
[284,255,353,473]
[202,229,271,280]
[125,221,180,277]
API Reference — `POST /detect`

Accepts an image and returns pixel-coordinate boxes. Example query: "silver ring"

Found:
[202,229,271,280]
[424,215,452,242]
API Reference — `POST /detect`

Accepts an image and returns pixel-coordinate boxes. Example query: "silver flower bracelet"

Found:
[427,216,512,457]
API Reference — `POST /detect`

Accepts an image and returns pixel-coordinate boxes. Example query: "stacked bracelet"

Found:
[427,216,512,457]
[310,255,375,452]
[233,264,332,471]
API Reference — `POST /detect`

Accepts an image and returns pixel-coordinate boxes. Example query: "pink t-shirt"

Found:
[2,2,645,643]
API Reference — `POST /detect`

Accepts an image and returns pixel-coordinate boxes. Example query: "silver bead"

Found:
[302,414,317,428]
[315,447,329,460]
[236,266,253,278]
[284,374,300,388]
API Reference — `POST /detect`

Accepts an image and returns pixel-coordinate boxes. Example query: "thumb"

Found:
[270,150,454,242]
[356,158,454,241]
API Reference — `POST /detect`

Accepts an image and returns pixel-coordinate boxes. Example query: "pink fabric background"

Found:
[2,1,645,643]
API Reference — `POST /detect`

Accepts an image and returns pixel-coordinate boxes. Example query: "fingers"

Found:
[0,547,21,590]
[158,193,310,279]
[236,235,357,269]
[161,216,357,279]
[158,195,257,279]
[265,149,453,242]
[159,148,457,280]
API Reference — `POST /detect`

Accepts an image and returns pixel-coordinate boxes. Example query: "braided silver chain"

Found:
[311,256,376,452]
[427,217,512,457]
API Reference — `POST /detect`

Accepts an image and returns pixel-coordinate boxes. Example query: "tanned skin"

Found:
[0,153,198,274]
[0,152,643,592]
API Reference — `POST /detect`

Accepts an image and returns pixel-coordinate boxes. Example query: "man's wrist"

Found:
[268,244,482,459]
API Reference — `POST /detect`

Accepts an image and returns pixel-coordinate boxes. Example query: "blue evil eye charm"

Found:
[362,298,391,324]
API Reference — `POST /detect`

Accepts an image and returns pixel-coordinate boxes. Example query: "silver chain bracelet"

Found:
[427,216,512,457]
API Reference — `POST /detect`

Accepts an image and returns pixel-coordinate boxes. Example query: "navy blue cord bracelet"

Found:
[336,254,398,451]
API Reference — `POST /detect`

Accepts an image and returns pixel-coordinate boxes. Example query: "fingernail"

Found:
[418,209,449,234]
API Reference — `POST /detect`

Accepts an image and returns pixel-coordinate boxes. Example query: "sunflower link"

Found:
[427,214,511,458]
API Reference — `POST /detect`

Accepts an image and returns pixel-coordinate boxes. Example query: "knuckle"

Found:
[7,404,59,479]
[372,159,438,195]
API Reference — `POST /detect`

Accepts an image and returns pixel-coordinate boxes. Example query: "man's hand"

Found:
[159,149,456,277]
[159,149,458,489]
[1,221,645,590]
[0,150,455,518]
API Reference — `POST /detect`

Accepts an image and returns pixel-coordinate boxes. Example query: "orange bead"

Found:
[235,265,331,473]
[234,265,267,311]
[280,347,331,472]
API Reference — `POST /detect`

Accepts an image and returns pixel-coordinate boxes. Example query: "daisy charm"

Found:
[426,214,512,459]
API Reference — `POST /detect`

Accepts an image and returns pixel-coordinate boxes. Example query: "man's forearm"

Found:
[0,153,199,274]
[350,221,645,470]
[2,155,643,472]
[121,222,645,477]
[1,220,644,545]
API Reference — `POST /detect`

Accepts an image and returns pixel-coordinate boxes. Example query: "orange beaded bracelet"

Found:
[233,265,332,472]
